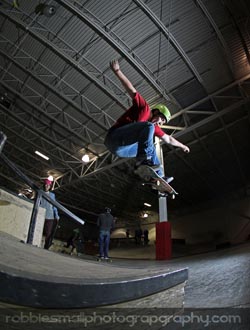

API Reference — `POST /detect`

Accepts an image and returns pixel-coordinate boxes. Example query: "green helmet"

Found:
[151,104,171,122]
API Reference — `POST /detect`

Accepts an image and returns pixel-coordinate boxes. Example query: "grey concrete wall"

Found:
[112,223,156,244]
[171,197,250,245]
[115,197,250,247]
[0,188,45,246]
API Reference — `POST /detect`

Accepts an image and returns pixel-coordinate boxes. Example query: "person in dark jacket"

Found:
[97,207,114,260]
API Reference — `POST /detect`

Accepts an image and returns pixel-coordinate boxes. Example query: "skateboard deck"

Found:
[135,165,178,199]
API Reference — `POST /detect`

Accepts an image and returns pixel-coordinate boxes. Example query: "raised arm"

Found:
[110,59,136,99]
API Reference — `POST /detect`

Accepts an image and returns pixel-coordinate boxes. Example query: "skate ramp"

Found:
[0,232,188,308]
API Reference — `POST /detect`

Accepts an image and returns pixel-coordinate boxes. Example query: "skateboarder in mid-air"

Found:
[105,59,190,182]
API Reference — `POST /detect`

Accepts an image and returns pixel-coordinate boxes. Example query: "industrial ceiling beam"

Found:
[0,9,129,110]
[56,0,174,103]
[134,0,203,84]
[194,0,235,75]
[0,79,100,156]
[0,47,113,136]
[172,73,250,121]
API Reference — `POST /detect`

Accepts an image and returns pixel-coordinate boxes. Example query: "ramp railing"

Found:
[0,131,84,244]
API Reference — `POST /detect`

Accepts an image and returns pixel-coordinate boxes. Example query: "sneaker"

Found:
[135,159,161,170]
[104,256,109,260]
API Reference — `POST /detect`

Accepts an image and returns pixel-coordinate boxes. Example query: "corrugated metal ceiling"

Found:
[0,0,249,223]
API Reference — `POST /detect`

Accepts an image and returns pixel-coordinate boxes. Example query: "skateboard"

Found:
[135,165,178,199]
[96,256,112,263]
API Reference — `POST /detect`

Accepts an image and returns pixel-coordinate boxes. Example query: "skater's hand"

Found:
[110,59,120,73]
[183,145,190,153]
[109,59,137,98]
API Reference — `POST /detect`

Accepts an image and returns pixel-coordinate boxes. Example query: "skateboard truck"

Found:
[136,165,178,198]
[143,182,177,199]
[158,190,176,199]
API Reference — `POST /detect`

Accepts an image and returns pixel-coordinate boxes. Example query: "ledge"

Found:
[0,232,188,308]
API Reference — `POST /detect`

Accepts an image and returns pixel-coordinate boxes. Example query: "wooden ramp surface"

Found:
[0,232,188,308]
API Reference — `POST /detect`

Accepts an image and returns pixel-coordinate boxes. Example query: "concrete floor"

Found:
[110,242,250,308]
[171,244,250,308]
[43,237,250,308]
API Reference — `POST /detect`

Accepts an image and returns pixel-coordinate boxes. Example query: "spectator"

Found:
[41,178,60,249]
[64,228,84,255]
[97,207,114,260]
[135,227,143,245]
[143,229,149,246]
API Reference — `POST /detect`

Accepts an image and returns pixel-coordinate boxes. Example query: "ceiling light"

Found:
[144,203,151,207]
[35,150,49,160]
[47,175,54,182]
[143,213,148,218]
[82,154,90,163]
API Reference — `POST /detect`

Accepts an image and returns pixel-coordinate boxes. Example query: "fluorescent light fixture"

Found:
[82,154,90,163]
[35,150,49,160]
[144,203,151,207]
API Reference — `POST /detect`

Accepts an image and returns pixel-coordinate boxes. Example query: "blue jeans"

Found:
[105,122,162,175]
[99,230,111,258]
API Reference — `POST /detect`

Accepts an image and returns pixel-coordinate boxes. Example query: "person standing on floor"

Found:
[143,229,149,246]
[97,207,115,260]
[41,178,60,250]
